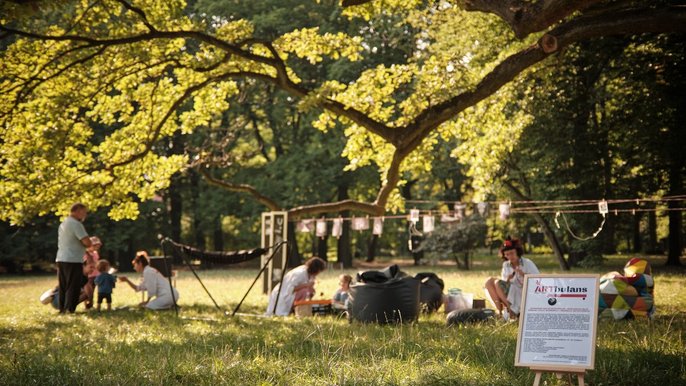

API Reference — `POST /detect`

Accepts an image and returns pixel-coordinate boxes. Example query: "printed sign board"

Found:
[515,274,600,371]
[261,211,288,294]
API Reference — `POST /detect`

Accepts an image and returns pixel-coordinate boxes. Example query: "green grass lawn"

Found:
[0,254,684,385]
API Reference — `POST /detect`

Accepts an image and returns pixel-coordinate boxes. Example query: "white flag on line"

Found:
[352,217,369,231]
[454,203,466,220]
[316,219,327,238]
[423,215,435,233]
[372,217,384,235]
[332,218,343,238]
[297,219,314,233]
[499,203,510,220]
[410,209,420,224]
[477,202,488,217]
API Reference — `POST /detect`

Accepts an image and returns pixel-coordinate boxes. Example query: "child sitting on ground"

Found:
[94,259,116,311]
[332,274,352,310]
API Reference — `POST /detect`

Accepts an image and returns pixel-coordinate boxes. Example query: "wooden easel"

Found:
[531,368,586,386]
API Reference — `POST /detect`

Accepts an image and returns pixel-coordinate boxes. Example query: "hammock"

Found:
[159,237,287,317]
[162,238,266,265]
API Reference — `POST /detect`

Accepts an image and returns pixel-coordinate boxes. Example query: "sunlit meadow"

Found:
[0,254,684,385]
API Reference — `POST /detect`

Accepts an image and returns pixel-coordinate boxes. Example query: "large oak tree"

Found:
[1,0,684,267]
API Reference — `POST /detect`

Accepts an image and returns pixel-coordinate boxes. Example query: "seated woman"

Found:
[265,256,326,316]
[119,251,180,310]
[484,237,539,319]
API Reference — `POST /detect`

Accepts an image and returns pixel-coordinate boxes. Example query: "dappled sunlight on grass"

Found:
[0,254,684,384]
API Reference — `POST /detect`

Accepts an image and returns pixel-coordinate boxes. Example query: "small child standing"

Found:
[94,259,116,311]
[332,274,352,310]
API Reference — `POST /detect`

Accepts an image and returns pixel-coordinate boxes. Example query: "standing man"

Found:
[56,203,96,313]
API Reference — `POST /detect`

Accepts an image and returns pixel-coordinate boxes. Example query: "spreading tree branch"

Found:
[459,0,604,38]
[198,168,282,211]
[3,2,686,219]
[116,0,157,32]
[288,199,384,218]
[397,5,686,155]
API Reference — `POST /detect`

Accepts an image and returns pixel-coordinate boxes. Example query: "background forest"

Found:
[0,0,683,272]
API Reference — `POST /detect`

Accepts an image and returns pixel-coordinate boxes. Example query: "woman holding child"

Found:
[484,237,539,319]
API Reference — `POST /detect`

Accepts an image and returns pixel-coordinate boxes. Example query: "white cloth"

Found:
[500,257,539,315]
[56,216,88,263]
[265,265,310,316]
[136,266,179,310]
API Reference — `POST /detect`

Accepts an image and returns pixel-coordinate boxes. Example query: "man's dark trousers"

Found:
[57,262,82,313]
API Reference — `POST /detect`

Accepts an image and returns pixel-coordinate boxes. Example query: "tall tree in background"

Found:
[0,1,684,268]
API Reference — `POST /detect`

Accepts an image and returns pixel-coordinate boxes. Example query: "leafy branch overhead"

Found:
[0,0,684,223]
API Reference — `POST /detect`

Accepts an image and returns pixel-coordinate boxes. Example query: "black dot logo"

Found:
[548,297,557,306]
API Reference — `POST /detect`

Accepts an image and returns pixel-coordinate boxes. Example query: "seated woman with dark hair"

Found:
[265,256,326,316]
[484,237,539,319]
[119,251,180,310]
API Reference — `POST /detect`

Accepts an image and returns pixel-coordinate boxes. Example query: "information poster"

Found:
[515,274,599,371]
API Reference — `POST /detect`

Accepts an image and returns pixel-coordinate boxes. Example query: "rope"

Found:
[554,212,606,241]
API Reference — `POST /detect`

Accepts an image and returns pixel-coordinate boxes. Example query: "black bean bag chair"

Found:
[356,264,406,283]
[348,276,420,324]
[415,272,445,313]
[446,308,496,326]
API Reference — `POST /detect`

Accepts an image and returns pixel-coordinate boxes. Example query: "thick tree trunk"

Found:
[338,219,352,268]
[190,171,205,250]
[665,81,684,266]
[503,181,570,270]
[336,185,353,268]
[667,165,683,266]
[316,235,328,261]
[647,206,658,253]
[286,223,301,268]
[533,211,570,270]
[366,234,379,262]
[213,214,224,252]
[168,178,182,243]
[632,211,642,253]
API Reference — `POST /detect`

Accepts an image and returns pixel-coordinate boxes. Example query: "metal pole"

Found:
[232,241,286,316]
[160,239,179,317]
[271,243,291,315]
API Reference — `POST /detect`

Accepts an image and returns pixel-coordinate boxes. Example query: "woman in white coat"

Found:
[266,257,326,316]
[119,251,180,310]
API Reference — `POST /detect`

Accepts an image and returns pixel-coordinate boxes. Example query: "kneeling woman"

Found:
[265,257,326,316]
[484,237,539,318]
[119,251,180,310]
